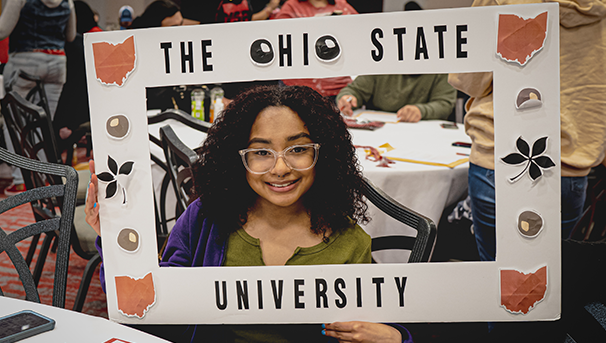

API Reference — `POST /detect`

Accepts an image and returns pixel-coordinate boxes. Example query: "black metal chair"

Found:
[155,125,199,259]
[148,109,210,250]
[363,177,437,263]
[160,125,198,219]
[0,147,78,308]
[1,91,100,311]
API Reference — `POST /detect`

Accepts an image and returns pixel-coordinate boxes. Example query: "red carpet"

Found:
[0,195,108,318]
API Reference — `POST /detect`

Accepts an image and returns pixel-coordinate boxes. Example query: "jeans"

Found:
[2,52,66,183]
[468,163,587,262]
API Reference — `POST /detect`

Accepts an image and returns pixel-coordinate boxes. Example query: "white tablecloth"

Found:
[148,119,471,262]
[349,120,470,262]
[0,297,169,342]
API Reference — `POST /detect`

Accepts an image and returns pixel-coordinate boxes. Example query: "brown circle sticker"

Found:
[518,210,543,238]
[106,114,130,139]
[117,228,139,252]
[515,88,542,110]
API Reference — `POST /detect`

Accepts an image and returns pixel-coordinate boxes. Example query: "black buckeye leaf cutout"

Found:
[502,136,555,182]
[119,161,134,175]
[108,155,118,175]
[534,156,555,169]
[97,172,114,182]
[516,137,530,157]
[501,153,527,165]
[106,180,118,199]
[531,137,548,157]
[529,161,542,180]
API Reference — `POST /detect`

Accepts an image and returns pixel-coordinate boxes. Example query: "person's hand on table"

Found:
[338,96,357,116]
[85,160,101,236]
[396,105,421,123]
[323,321,402,343]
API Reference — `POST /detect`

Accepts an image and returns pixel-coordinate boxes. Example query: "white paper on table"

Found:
[354,110,399,123]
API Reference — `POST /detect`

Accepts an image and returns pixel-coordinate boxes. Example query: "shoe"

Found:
[4,183,26,196]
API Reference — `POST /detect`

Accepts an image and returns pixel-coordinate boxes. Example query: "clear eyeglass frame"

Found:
[239,143,321,174]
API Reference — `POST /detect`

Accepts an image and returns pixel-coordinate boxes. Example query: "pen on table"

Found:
[456,152,470,156]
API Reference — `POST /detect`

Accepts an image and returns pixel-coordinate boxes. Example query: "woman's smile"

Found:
[266,178,301,192]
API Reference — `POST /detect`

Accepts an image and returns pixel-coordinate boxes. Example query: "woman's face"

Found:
[245,106,316,211]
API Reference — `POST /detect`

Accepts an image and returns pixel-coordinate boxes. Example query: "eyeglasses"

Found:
[239,143,320,174]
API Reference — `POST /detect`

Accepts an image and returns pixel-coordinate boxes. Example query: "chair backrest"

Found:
[148,109,209,237]
[2,91,65,216]
[362,177,437,263]
[159,125,198,221]
[0,147,78,307]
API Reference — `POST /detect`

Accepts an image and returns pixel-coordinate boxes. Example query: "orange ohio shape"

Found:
[115,272,155,318]
[500,266,547,314]
[497,12,548,66]
[92,36,136,86]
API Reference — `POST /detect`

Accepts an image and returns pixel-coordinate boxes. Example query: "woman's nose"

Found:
[271,155,291,176]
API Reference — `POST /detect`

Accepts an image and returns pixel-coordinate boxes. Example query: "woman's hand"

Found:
[323,321,402,343]
[85,160,101,236]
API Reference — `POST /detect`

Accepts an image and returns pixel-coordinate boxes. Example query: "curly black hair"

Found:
[192,85,369,240]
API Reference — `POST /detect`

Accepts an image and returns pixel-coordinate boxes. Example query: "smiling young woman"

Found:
[86,85,409,342]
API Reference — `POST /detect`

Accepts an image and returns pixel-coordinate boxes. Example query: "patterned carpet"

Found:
[0,194,108,318]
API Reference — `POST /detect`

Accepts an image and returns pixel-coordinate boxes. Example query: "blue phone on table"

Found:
[0,310,55,342]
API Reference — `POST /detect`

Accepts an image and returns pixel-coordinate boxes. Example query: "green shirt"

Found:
[337,74,457,120]
[223,223,372,342]
[224,223,372,266]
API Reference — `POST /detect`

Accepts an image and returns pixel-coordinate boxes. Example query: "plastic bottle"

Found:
[209,87,224,123]
[190,88,205,120]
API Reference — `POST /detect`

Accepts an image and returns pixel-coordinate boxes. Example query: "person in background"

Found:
[119,5,134,30]
[179,0,222,25]
[450,1,606,339]
[215,0,281,22]
[74,0,101,34]
[336,74,457,122]
[276,0,356,18]
[0,0,75,195]
[215,0,254,22]
[273,0,357,99]
[449,0,606,260]
[130,0,183,28]
[93,9,101,27]
[336,1,456,122]
[251,0,282,20]
[53,0,101,147]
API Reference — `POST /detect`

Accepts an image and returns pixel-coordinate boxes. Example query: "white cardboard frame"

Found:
[85,4,561,324]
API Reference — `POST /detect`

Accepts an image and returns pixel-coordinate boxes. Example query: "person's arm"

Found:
[0,0,26,41]
[414,74,457,121]
[65,0,76,42]
[336,75,377,115]
[252,0,280,20]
